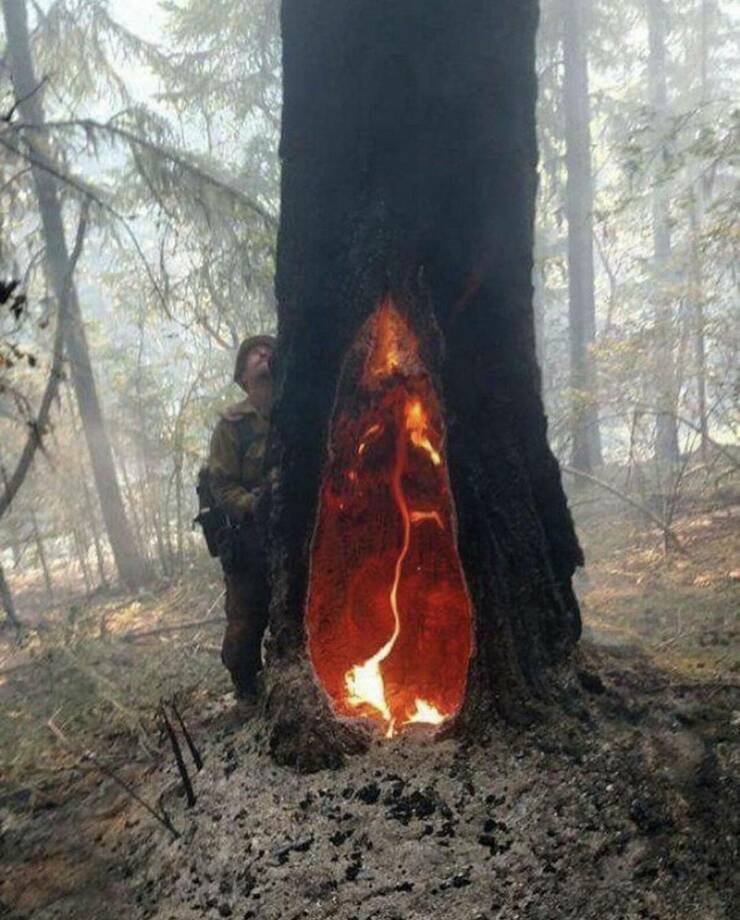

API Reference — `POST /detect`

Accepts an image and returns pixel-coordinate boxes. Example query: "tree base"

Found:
[264,659,372,772]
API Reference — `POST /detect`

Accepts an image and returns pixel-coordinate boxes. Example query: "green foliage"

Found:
[536,0,738,462]
[1,0,280,592]
[0,0,737,604]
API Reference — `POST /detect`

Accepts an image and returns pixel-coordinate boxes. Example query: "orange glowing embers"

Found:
[306,297,473,737]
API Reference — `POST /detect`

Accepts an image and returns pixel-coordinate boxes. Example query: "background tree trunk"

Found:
[63,385,108,589]
[2,0,149,590]
[646,0,680,465]
[689,198,709,460]
[691,0,713,460]
[264,0,583,770]
[31,508,54,602]
[562,0,602,473]
[0,465,23,571]
[0,561,20,628]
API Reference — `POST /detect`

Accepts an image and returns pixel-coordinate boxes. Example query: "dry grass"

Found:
[0,484,738,918]
[1,482,737,802]
[0,565,229,800]
[574,486,739,680]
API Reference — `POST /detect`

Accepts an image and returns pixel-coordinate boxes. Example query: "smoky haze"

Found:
[0,8,737,914]
[0,0,737,658]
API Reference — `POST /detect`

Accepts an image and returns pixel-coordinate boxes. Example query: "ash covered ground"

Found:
[5,645,736,920]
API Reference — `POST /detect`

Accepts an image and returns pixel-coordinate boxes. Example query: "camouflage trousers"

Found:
[221,565,270,696]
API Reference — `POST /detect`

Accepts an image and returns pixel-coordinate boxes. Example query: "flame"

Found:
[345,394,412,736]
[405,398,442,466]
[405,699,446,726]
[362,297,405,384]
[344,394,453,737]
[357,423,381,457]
[306,297,472,737]
[345,654,392,726]
[410,510,444,529]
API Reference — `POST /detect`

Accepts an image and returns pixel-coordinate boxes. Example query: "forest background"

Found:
[0,0,737,798]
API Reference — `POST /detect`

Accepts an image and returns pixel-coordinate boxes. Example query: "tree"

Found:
[151,0,281,347]
[263,0,583,770]
[0,560,18,627]
[1,0,148,590]
[688,0,715,460]
[562,0,603,472]
[646,0,680,465]
[1,0,284,601]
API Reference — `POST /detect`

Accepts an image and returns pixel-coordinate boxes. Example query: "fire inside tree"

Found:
[307,299,473,737]
[261,0,583,771]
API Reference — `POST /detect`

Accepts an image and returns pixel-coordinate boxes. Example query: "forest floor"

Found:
[0,488,738,919]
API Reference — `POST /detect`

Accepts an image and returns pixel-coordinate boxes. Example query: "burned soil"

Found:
[1,497,738,919]
[2,644,737,920]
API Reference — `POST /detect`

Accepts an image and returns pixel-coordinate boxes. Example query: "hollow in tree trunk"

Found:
[262,0,583,771]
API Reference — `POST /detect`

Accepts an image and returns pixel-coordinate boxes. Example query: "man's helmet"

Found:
[234,334,277,387]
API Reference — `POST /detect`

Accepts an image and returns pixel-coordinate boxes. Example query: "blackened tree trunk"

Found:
[2,0,149,590]
[646,0,680,466]
[263,0,583,770]
[562,0,602,473]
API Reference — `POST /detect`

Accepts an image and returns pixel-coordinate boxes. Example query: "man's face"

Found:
[241,344,274,391]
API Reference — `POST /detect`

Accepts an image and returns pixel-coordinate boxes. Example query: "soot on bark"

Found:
[261,0,583,771]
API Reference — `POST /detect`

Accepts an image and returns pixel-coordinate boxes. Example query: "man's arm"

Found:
[208,419,257,523]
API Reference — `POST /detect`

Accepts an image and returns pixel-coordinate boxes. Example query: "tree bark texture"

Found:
[646,0,680,465]
[264,0,583,770]
[1,0,149,590]
[562,0,602,473]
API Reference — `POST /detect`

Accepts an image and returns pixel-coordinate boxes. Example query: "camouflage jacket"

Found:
[208,397,270,523]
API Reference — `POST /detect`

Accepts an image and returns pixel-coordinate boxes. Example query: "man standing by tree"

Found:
[208,335,276,699]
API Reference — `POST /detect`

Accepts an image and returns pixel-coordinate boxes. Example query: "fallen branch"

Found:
[121,613,223,643]
[58,654,158,758]
[171,697,203,771]
[47,716,178,838]
[160,702,196,807]
[562,464,687,554]
[0,661,32,678]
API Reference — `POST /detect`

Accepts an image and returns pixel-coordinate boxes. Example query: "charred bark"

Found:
[264,0,583,770]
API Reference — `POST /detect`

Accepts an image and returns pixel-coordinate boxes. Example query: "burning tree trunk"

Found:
[263,0,583,770]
